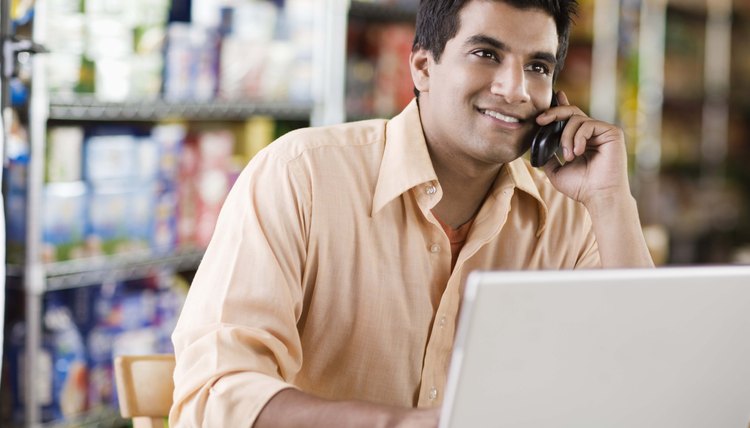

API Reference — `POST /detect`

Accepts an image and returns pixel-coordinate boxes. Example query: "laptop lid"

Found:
[440,266,750,428]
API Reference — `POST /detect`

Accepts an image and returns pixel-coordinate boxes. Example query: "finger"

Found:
[573,123,591,156]
[560,114,587,160]
[569,119,627,161]
[536,107,579,126]
[537,105,587,125]
[575,119,624,149]
[571,120,598,157]
[556,90,570,106]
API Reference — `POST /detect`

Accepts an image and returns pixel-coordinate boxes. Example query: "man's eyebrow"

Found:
[465,34,558,66]
[464,34,507,51]
[531,51,558,67]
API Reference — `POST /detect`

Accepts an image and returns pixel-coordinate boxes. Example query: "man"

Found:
[170,0,654,426]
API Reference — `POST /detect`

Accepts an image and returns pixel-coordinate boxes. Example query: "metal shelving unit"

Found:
[48,97,314,122]
[39,407,124,428]
[5,0,347,426]
[6,247,205,291]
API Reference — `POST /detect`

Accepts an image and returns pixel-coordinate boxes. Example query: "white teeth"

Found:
[482,109,519,123]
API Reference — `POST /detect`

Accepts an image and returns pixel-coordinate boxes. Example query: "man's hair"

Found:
[412,0,578,80]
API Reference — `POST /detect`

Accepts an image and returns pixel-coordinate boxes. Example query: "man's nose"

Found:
[489,61,531,104]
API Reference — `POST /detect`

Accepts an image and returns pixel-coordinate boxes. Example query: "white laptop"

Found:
[440,266,750,428]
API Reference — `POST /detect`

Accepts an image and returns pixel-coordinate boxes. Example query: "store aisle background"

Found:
[2,0,749,426]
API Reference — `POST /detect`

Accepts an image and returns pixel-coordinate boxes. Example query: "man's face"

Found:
[413,0,558,168]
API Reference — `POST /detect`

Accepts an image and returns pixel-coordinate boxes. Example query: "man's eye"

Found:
[527,63,551,75]
[473,50,498,61]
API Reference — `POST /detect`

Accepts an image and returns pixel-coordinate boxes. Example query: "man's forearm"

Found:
[584,192,655,269]
[255,388,439,428]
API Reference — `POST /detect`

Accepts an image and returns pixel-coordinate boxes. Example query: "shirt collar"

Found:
[499,158,549,237]
[371,98,549,236]
[372,98,438,215]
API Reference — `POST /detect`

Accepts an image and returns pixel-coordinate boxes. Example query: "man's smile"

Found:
[478,108,532,130]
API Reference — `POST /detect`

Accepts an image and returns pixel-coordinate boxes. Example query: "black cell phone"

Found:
[529,94,567,168]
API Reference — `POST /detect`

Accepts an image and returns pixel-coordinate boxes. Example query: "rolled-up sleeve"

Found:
[169,147,310,427]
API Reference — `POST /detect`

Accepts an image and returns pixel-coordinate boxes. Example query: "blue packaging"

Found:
[42,182,88,262]
[44,299,88,420]
[86,182,133,255]
[84,135,137,184]
[7,296,89,423]
[152,188,178,254]
[151,123,186,186]
[136,137,160,182]
[129,181,158,251]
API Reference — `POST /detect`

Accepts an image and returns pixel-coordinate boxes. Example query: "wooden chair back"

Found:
[113,354,176,428]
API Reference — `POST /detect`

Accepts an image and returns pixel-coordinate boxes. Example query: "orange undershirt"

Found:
[433,214,476,271]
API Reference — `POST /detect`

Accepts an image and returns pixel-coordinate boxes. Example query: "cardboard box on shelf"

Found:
[177,127,237,248]
[42,181,88,263]
[87,180,156,256]
[84,135,138,183]
[46,126,84,183]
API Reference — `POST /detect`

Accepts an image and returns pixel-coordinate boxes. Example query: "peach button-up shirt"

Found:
[170,99,600,427]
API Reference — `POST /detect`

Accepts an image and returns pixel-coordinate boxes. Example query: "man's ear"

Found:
[410,48,431,93]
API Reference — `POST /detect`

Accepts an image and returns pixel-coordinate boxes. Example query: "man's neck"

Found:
[416,98,505,228]
[430,159,503,229]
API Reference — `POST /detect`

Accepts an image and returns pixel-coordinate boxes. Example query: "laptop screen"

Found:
[440,266,750,428]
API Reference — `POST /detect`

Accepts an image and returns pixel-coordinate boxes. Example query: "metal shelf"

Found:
[349,1,417,22]
[7,247,205,291]
[48,96,314,122]
[40,406,126,428]
[2,406,125,428]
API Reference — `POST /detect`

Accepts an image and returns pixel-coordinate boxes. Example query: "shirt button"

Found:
[429,387,438,400]
[439,315,446,328]
[426,185,437,195]
[430,244,440,253]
